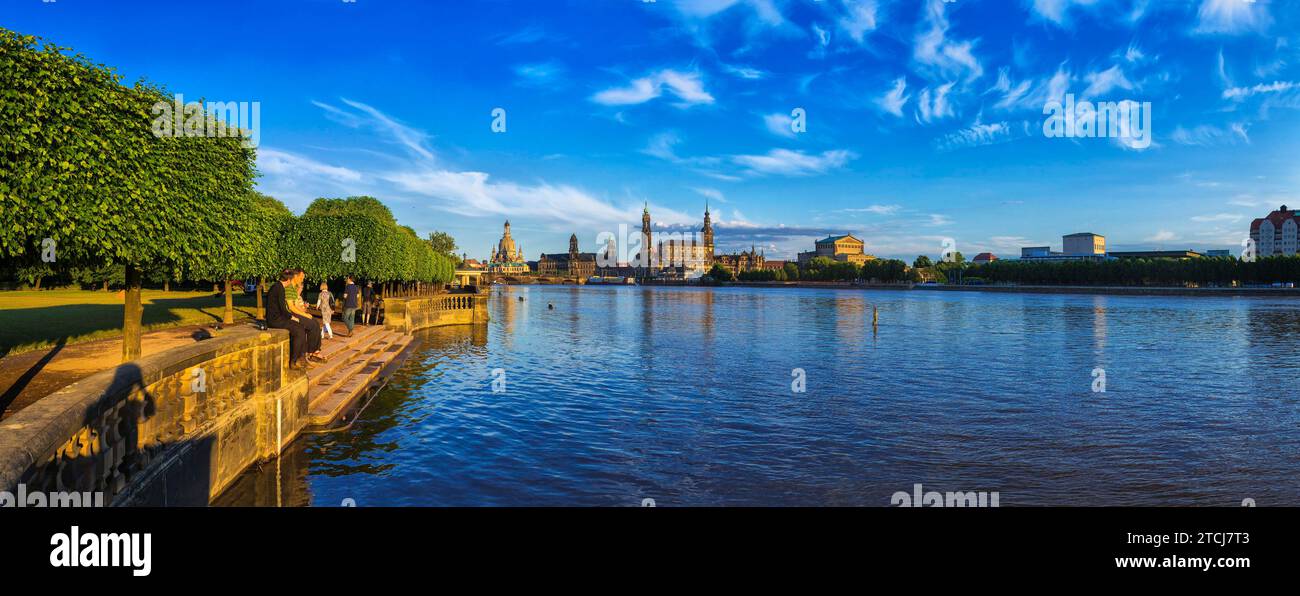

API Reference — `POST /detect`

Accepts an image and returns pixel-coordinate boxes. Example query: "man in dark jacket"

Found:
[265,268,309,369]
[341,276,360,335]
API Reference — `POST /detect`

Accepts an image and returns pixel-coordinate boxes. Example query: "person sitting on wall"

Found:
[265,268,310,370]
[286,269,325,362]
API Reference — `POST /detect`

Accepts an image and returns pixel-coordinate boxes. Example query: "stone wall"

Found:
[0,327,308,506]
[383,292,489,333]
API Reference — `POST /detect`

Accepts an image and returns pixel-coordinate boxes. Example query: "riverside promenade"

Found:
[0,290,489,506]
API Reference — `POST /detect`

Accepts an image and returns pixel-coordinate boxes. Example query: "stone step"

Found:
[317,324,386,362]
[306,326,389,385]
[308,332,399,405]
[306,333,415,426]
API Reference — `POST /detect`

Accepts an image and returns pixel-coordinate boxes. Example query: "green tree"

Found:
[0,29,257,360]
[913,255,933,268]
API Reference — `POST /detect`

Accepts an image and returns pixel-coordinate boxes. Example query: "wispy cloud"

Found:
[1170,122,1249,146]
[915,82,956,123]
[591,69,715,108]
[913,0,983,83]
[763,112,796,138]
[1193,0,1272,35]
[838,0,880,44]
[514,61,566,87]
[731,148,857,177]
[876,76,910,117]
[934,120,1031,152]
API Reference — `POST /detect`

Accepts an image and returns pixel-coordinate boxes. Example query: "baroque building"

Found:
[715,245,766,273]
[487,220,529,274]
[538,234,597,278]
[797,234,874,265]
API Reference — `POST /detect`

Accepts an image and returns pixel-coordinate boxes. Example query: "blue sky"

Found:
[8,0,1300,260]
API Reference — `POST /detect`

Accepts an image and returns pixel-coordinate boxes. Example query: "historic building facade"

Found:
[797,234,873,265]
[1250,205,1300,257]
[714,246,765,273]
[538,234,597,278]
[487,220,529,274]
[656,203,715,278]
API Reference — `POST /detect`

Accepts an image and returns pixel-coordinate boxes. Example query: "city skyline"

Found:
[8,0,1299,259]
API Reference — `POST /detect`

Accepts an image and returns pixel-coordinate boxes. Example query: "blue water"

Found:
[221,286,1300,506]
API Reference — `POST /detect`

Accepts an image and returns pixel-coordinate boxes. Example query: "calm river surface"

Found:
[219,286,1300,506]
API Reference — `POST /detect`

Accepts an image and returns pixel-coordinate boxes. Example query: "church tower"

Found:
[568,233,579,257]
[701,201,714,265]
[641,202,653,268]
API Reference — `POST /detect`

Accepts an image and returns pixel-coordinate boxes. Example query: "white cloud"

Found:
[514,61,565,87]
[876,76,910,117]
[838,0,880,44]
[763,112,796,138]
[1194,0,1272,35]
[1027,0,1099,27]
[928,214,954,226]
[1171,123,1250,146]
[1222,80,1299,100]
[915,82,956,123]
[1146,230,1177,242]
[314,98,435,161]
[1191,213,1243,223]
[731,149,857,176]
[935,120,1031,152]
[692,187,727,204]
[591,69,714,108]
[722,63,768,79]
[913,0,983,82]
[848,204,902,215]
[1082,65,1134,97]
[258,148,363,183]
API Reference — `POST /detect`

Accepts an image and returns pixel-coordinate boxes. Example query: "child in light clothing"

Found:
[315,282,335,339]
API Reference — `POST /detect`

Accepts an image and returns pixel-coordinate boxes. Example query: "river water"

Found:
[217,285,1300,506]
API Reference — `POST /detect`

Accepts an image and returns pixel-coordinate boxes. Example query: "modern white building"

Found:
[1020,233,1108,261]
[1250,205,1300,257]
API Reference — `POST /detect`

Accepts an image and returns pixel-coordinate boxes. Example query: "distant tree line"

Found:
[964,256,1300,286]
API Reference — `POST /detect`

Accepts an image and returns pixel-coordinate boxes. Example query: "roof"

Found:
[816,234,862,244]
[1250,205,1300,231]
[1108,250,1204,259]
[539,252,597,263]
[972,252,997,261]
[1063,232,1103,238]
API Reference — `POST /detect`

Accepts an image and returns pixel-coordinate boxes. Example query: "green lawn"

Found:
[0,289,258,357]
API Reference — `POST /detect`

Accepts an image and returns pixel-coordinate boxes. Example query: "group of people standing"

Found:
[263,268,382,370]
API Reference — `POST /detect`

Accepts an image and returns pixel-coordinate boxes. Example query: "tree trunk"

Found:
[223,279,235,324]
[213,282,220,293]
[33,277,41,290]
[255,279,265,320]
[163,279,170,292]
[102,280,109,292]
[122,265,143,363]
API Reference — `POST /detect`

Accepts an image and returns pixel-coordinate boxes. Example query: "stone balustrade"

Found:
[383,292,490,334]
[0,326,308,506]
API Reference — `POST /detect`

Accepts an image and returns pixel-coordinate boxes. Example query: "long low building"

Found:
[1108,250,1204,259]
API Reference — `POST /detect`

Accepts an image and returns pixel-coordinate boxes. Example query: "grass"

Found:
[0,289,258,357]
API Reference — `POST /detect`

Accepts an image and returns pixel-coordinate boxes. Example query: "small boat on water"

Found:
[587,276,636,285]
